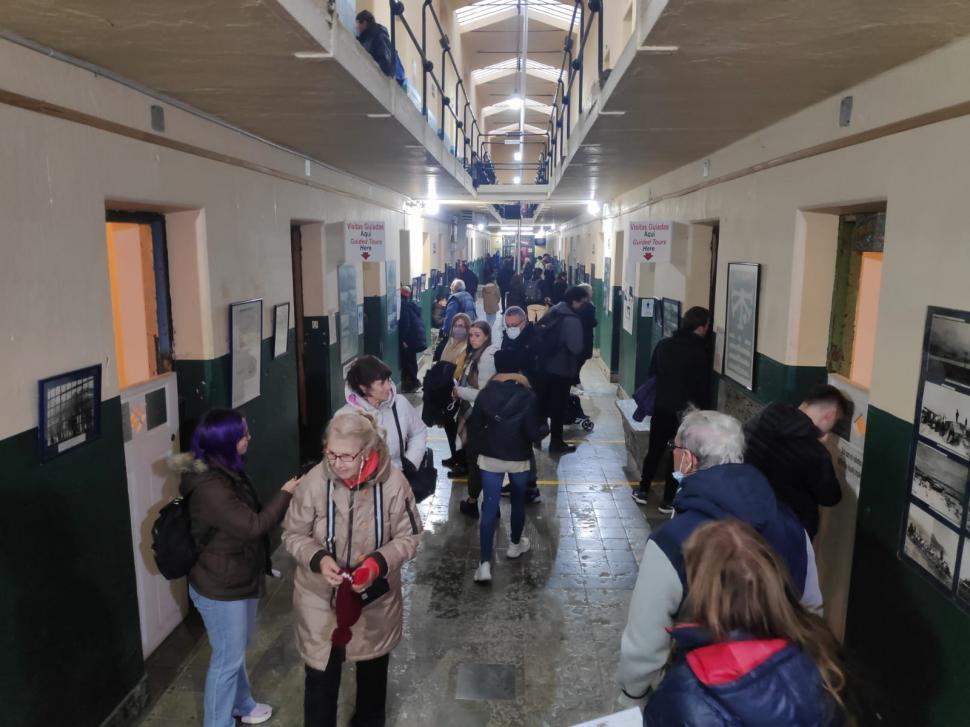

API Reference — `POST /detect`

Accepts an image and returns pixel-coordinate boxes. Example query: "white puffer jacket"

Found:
[336,383,427,470]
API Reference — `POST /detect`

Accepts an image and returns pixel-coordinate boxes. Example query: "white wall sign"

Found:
[622,292,634,334]
[346,221,386,262]
[229,299,262,408]
[628,221,672,265]
[640,298,654,317]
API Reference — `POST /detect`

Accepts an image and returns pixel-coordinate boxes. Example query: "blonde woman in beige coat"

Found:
[283,412,422,727]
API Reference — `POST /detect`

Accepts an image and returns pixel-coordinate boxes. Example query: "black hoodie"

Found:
[743,402,842,538]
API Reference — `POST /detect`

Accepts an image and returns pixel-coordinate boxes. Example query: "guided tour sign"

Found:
[628,221,672,265]
[346,221,385,262]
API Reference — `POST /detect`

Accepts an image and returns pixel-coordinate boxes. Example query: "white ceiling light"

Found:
[477,223,485,231]
[600,110,626,116]
[466,223,474,229]
[425,200,440,215]
[508,96,524,110]
[639,45,680,53]
[293,51,332,60]
[513,151,523,161]
[587,200,601,215]
[367,113,392,119]
[513,176,521,185]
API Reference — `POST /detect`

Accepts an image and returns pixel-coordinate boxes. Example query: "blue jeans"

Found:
[480,470,528,563]
[189,585,259,727]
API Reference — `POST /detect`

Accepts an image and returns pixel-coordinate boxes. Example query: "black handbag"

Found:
[391,402,437,502]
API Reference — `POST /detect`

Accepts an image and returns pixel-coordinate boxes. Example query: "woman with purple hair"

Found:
[171,409,300,726]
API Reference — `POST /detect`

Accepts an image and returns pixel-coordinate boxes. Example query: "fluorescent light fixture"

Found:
[477,223,485,231]
[560,224,567,231]
[293,51,332,59]
[508,96,524,110]
[466,223,474,229]
[513,151,523,161]
[367,113,392,119]
[587,200,601,215]
[425,200,440,215]
[639,45,679,53]
[600,110,627,116]
[513,176,521,184]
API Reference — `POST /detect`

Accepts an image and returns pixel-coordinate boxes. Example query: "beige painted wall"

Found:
[0,38,456,440]
[558,35,970,422]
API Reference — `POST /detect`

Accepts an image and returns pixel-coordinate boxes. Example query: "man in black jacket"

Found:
[356,10,396,78]
[500,306,543,502]
[744,384,849,539]
[633,306,711,511]
[398,286,427,393]
[457,260,479,298]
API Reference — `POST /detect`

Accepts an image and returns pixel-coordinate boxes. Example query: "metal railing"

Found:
[545,0,606,178]
[389,0,483,168]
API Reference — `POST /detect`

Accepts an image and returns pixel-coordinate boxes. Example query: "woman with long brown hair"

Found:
[643,519,846,726]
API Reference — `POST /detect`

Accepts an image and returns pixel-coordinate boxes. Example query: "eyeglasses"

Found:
[667,439,694,456]
[325,447,365,464]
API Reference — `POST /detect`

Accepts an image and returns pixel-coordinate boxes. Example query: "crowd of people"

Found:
[173,254,854,726]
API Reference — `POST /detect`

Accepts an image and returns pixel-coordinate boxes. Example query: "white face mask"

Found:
[505,326,521,340]
[672,451,690,483]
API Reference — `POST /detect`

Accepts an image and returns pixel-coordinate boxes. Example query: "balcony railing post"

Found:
[421,2,428,119]
[440,48,447,138]
[578,1,585,115]
[389,0,396,58]
[597,0,605,84]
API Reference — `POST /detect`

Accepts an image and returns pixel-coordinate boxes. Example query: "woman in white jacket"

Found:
[455,321,499,518]
[337,355,427,472]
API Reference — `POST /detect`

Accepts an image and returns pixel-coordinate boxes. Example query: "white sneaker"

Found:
[233,703,273,724]
[473,561,492,583]
[507,536,531,559]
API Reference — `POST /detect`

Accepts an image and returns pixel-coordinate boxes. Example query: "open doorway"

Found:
[105,210,185,658]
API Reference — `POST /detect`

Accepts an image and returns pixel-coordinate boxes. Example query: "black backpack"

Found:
[524,278,543,304]
[151,495,215,580]
[532,309,565,363]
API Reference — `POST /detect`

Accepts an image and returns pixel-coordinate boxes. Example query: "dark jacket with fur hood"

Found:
[173,454,292,601]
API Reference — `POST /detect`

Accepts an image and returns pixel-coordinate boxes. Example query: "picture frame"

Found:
[229,298,263,408]
[38,364,102,462]
[662,297,681,339]
[272,302,290,359]
[899,307,970,607]
[723,262,761,391]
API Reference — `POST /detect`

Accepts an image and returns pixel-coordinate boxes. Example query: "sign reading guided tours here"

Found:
[628,221,672,265]
[345,221,386,262]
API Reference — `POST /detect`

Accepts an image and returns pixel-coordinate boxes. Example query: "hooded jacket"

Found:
[541,302,585,379]
[282,444,422,668]
[744,402,842,539]
[336,383,427,471]
[174,454,292,601]
[466,374,541,462]
[644,626,844,726]
[620,463,822,700]
[357,22,395,77]
[442,290,477,335]
[649,328,711,413]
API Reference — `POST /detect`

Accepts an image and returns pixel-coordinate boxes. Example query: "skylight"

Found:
[456,0,577,31]
[471,57,562,85]
[482,97,553,117]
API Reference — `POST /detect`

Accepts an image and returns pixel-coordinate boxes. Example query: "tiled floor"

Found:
[138,361,671,726]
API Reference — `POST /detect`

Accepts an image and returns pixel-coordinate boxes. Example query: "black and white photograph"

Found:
[723,262,761,390]
[918,380,970,461]
[911,442,968,528]
[927,310,970,392]
[38,365,102,461]
[903,501,959,590]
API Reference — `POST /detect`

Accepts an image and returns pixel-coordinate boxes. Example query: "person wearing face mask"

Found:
[284,412,422,727]
[618,409,822,707]
[337,355,427,473]
[438,313,473,475]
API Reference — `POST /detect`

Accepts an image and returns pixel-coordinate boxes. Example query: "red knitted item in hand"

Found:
[331,571,363,648]
[352,557,380,588]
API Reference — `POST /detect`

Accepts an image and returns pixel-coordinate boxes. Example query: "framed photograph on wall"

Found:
[229,299,263,408]
[272,302,290,359]
[662,297,681,339]
[723,262,761,391]
[900,307,970,607]
[38,364,102,461]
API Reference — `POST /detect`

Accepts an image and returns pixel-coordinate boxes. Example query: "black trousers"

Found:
[304,649,390,727]
[400,346,419,388]
[639,408,679,503]
[545,373,574,443]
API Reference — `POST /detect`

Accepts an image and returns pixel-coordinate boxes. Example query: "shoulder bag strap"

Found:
[326,479,336,557]
[373,482,385,549]
[391,402,407,462]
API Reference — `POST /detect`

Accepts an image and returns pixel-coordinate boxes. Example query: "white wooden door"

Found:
[120,372,187,658]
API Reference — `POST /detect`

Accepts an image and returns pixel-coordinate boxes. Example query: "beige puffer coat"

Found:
[282,445,422,668]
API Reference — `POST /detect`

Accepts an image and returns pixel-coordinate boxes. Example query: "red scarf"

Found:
[342,449,380,489]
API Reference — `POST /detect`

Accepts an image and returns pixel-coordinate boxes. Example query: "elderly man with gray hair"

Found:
[619,408,822,704]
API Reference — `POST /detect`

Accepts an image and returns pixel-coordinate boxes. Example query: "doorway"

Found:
[291,225,312,463]
[105,210,185,658]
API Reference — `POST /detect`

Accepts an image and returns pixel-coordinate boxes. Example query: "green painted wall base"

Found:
[363,295,400,382]
[0,397,144,726]
[618,297,658,396]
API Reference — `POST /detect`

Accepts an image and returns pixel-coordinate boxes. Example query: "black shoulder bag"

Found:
[391,402,437,502]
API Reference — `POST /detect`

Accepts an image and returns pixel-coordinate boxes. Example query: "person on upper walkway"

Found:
[643,519,846,726]
[337,355,427,473]
[744,384,849,539]
[355,10,400,82]
[466,349,541,583]
[540,286,590,454]
[633,306,712,510]
[620,409,823,704]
